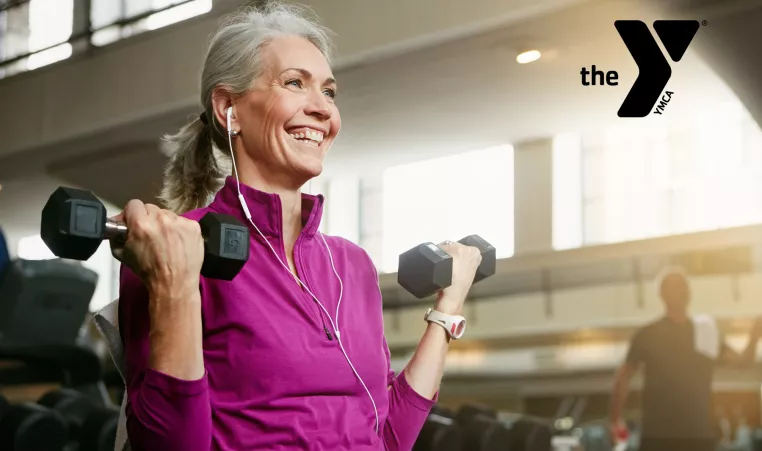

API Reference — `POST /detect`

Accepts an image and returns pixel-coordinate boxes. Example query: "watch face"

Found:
[454,320,466,337]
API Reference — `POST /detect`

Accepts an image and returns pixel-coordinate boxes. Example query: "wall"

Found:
[514,138,554,254]
[0,173,71,256]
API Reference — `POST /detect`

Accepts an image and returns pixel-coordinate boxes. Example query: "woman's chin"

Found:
[292,158,323,180]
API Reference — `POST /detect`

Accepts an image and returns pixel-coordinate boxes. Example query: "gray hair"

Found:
[159,2,335,213]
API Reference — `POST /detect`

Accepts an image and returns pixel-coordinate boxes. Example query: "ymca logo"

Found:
[580,20,702,117]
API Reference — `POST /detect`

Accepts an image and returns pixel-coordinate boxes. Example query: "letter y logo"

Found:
[615,20,700,117]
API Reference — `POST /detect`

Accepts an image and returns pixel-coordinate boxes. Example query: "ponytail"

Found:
[158,116,229,214]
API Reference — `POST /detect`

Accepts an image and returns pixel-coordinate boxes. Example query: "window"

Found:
[91,0,212,47]
[325,176,360,244]
[0,0,212,78]
[0,0,72,76]
[379,145,515,273]
[557,100,762,247]
[27,0,73,69]
[17,234,56,260]
[143,0,212,31]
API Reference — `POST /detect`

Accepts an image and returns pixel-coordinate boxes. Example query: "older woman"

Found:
[114,3,482,450]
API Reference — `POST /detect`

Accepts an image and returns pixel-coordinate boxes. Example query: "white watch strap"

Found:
[425,308,466,339]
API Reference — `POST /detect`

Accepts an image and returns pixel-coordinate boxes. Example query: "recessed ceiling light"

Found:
[516,50,541,64]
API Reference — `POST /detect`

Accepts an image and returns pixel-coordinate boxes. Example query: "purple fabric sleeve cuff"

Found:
[394,370,438,411]
[143,368,209,396]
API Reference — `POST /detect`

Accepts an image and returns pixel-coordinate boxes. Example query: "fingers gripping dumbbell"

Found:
[397,234,497,299]
[40,187,251,281]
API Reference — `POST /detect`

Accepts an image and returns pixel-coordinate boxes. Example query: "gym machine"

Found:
[414,403,554,451]
[38,389,119,451]
[0,393,68,451]
[0,225,9,281]
[413,405,463,451]
[0,256,120,451]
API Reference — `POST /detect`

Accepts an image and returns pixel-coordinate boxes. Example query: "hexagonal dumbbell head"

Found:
[41,187,107,261]
[397,242,453,299]
[458,234,496,284]
[198,213,250,281]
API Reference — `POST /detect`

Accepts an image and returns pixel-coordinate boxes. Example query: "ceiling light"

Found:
[516,50,541,64]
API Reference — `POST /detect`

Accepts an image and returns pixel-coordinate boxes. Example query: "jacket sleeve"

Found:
[355,246,435,450]
[380,338,437,451]
[118,265,212,451]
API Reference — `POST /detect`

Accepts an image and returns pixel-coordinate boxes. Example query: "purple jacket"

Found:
[118,177,436,451]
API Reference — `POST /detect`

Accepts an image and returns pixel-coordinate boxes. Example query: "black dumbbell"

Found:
[40,186,250,281]
[37,389,118,451]
[0,393,69,451]
[413,405,463,451]
[397,234,496,299]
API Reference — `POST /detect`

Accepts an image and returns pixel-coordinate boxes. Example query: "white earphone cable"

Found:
[225,108,379,434]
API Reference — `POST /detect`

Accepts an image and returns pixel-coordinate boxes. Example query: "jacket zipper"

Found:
[292,235,333,341]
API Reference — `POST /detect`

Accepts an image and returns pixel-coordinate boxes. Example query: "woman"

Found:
[114,3,482,450]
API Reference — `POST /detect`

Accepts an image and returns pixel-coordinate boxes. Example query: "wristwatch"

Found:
[424,308,467,340]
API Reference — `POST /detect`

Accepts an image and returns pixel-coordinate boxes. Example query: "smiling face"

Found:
[225,35,340,188]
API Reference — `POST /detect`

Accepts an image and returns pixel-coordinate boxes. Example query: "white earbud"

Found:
[226,106,237,137]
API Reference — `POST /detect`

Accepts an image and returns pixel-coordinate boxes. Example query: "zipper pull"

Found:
[324,326,333,341]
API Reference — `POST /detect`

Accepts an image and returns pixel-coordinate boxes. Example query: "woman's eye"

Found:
[323,89,336,99]
[286,79,302,88]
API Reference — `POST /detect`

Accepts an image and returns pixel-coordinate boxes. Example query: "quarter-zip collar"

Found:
[209,176,325,239]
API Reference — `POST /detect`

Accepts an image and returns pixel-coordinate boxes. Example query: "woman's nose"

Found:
[305,91,332,119]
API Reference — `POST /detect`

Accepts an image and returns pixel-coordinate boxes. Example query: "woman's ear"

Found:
[210,89,236,133]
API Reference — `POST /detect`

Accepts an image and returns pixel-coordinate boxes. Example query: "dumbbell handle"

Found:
[102,219,211,247]
[103,218,128,242]
[102,219,207,245]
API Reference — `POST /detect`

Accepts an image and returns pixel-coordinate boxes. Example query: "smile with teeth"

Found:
[288,129,324,146]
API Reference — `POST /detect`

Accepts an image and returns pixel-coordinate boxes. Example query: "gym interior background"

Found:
[1,0,762,449]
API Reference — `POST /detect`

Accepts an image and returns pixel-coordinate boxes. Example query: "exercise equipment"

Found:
[0,257,111,406]
[0,393,69,451]
[398,235,497,299]
[38,389,118,451]
[453,404,511,451]
[0,259,96,348]
[509,416,553,451]
[0,226,9,281]
[40,186,251,280]
[413,405,462,451]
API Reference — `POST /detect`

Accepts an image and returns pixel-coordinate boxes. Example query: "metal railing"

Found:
[0,0,205,75]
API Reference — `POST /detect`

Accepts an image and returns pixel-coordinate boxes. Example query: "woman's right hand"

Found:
[432,240,483,316]
[111,199,205,297]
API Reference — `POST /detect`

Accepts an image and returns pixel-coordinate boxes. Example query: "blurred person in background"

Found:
[110,2,482,451]
[609,266,762,451]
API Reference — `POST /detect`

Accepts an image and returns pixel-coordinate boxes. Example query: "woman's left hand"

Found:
[433,240,482,315]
